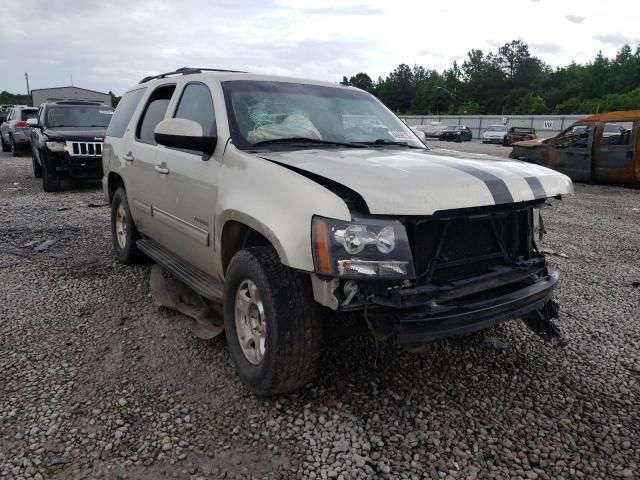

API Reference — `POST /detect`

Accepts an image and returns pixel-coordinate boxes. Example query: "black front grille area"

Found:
[406,207,536,283]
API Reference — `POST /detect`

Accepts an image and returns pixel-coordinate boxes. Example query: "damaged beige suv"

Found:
[103,67,573,395]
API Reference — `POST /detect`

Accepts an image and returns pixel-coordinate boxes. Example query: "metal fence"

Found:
[399,114,590,139]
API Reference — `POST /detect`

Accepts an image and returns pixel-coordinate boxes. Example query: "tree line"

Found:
[340,40,640,115]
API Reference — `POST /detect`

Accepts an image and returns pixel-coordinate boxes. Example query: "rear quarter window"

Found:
[106,88,146,138]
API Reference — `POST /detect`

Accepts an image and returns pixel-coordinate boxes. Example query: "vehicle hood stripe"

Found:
[253,148,572,215]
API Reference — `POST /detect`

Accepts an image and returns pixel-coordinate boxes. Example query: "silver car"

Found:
[103,68,573,395]
[1,106,39,156]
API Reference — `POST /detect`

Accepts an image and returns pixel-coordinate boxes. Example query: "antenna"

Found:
[70,74,74,86]
[25,73,30,95]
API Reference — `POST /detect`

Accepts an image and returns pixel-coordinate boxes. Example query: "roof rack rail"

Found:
[138,67,247,84]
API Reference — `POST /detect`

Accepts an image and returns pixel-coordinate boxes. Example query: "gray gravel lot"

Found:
[1,148,639,480]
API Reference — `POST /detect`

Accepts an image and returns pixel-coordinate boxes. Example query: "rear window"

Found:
[45,106,114,128]
[106,88,146,138]
[20,110,38,121]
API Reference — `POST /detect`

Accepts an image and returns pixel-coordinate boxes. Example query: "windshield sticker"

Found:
[389,131,412,140]
[99,110,114,115]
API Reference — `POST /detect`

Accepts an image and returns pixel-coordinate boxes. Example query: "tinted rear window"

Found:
[106,88,146,138]
[45,106,114,127]
[20,110,38,121]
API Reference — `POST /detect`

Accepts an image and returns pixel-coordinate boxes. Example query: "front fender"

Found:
[216,146,352,273]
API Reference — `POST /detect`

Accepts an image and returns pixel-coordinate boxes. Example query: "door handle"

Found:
[154,164,169,175]
[123,151,134,162]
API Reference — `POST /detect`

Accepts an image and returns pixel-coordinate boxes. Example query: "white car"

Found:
[482,124,507,144]
[102,67,573,395]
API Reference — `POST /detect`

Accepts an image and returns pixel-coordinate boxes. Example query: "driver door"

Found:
[546,123,595,182]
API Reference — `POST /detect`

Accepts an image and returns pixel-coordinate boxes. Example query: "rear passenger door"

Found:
[151,81,220,274]
[592,121,637,184]
[126,84,176,239]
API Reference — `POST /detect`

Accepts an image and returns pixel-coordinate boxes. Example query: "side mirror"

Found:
[154,118,217,156]
[26,118,41,128]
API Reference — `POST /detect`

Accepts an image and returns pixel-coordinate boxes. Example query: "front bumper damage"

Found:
[313,262,564,345]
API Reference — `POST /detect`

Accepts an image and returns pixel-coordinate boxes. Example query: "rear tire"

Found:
[41,153,61,192]
[10,137,19,157]
[224,247,323,396]
[111,187,144,264]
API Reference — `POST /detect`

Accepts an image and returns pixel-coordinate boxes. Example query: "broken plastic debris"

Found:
[20,240,40,248]
[541,248,569,259]
[33,239,57,252]
[149,264,223,339]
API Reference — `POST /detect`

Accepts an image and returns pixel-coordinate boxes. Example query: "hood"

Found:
[257,147,573,216]
[44,126,107,142]
[512,138,548,148]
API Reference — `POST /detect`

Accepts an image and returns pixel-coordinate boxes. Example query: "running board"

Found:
[137,239,223,302]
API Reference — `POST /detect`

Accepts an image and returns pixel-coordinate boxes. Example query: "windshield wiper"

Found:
[252,137,368,148]
[361,139,422,148]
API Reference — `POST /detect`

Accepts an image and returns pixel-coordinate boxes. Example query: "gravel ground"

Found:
[1,148,639,480]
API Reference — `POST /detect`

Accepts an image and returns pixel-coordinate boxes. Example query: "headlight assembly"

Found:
[46,141,67,152]
[312,216,414,278]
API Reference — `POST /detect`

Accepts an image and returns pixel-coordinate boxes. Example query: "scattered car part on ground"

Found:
[438,124,473,142]
[482,124,507,144]
[102,67,572,395]
[503,126,537,146]
[0,105,38,157]
[28,100,114,192]
[509,110,640,186]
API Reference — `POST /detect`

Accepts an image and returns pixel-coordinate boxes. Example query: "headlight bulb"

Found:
[376,226,395,254]
[342,224,367,254]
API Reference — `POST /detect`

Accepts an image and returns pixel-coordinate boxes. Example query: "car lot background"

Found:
[0,144,638,479]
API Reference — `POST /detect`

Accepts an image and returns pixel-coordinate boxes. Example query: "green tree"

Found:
[513,92,549,114]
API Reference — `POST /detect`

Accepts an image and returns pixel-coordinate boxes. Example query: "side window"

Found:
[7,110,13,121]
[601,122,633,146]
[106,88,146,138]
[173,83,216,135]
[551,124,593,150]
[136,85,176,145]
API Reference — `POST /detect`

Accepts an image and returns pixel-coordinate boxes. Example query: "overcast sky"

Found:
[1,0,639,96]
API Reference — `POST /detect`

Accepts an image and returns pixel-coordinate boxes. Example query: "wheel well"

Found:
[221,221,273,274]
[107,172,125,204]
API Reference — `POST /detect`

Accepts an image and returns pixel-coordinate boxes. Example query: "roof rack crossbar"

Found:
[138,67,247,84]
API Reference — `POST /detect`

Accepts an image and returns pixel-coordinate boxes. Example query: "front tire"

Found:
[111,187,144,264]
[41,153,61,192]
[32,149,42,178]
[224,247,323,396]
